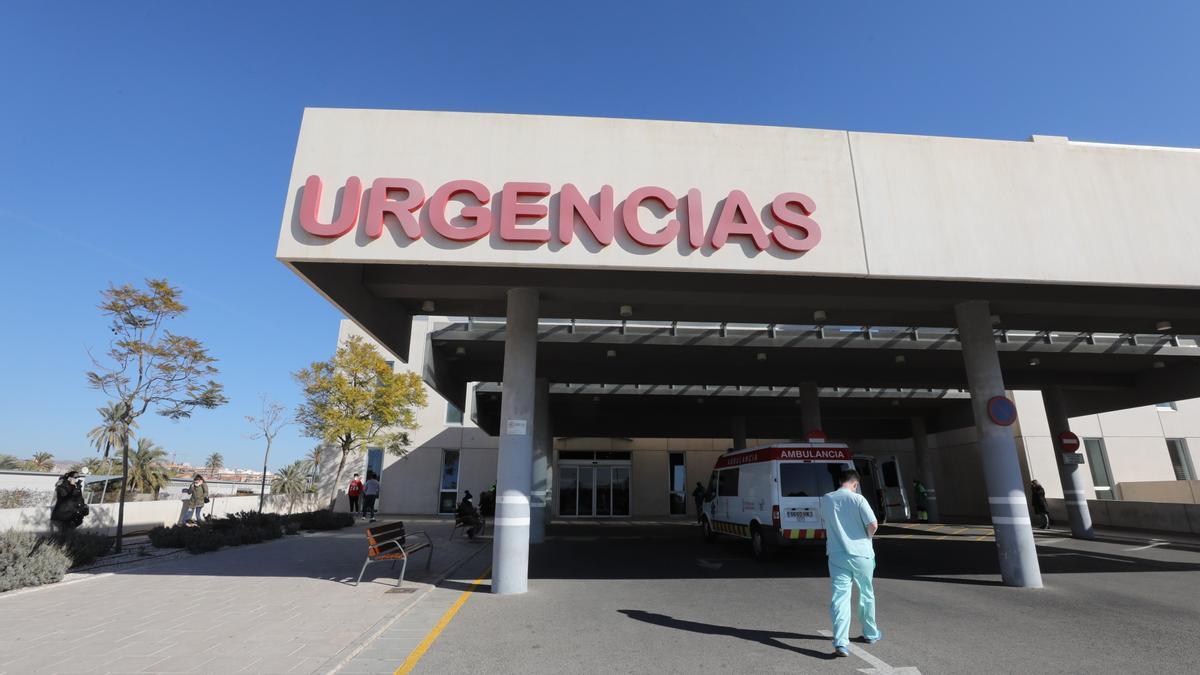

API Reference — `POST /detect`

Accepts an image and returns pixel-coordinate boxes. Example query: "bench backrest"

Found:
[366,521,406,556]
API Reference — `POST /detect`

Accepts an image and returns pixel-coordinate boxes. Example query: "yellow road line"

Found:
[394,567,492,675]
[974,535,990,541]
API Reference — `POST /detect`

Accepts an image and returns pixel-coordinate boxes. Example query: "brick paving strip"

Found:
[0,516,489,675]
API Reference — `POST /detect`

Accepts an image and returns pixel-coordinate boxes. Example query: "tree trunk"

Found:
[259,438,271,513]
[328,445,349,511]
[115,437,130,553]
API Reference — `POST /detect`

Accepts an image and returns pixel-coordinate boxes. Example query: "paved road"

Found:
[412,521,1200,674]
[0,517,483,675]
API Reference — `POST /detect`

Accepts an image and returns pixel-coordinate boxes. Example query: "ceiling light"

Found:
[1153,360,1166,369]
[619,305,633,318]
[1156,320,1173,332]
[756,352,767,361]
[606,349,616,358]
[894,355,906,364]
[1028,357,1040,366]
[696,397,704,404]
[455,346,466,356]
[813,310,827,322]
[421,300,436,312]
[593,396,601,402]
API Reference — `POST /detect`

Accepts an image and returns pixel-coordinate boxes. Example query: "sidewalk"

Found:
[0,516,488,675]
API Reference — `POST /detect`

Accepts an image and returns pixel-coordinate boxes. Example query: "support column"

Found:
[493,288,538,595]
[955,300,1043,588]
[799,382,822,433]
[1042,387,1095,540]
[732,416,747,451]
[530,378,550,544]
[911,417,941,523]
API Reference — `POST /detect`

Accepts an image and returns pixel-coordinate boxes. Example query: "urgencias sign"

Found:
[299,176,821,252]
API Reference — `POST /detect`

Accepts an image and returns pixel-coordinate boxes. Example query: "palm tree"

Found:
[271,461,311,496]
[205,452,224,476]
[305,445,327,486]
[0,454,20,469]
[127,438,171,496]
[25,451,55,472]
[81,456,115,476]
[86,401,137,463]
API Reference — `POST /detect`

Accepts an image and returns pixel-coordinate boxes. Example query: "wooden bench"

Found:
[354,521,432,588]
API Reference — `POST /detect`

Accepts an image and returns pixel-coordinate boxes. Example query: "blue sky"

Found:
[1,2,1198,471]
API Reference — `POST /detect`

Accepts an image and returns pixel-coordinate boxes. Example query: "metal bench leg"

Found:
[355,557,371,586]
[426,545,434,570]
[398,554,408,588]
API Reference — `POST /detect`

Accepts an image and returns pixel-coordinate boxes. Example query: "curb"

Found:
[318,541,493,675]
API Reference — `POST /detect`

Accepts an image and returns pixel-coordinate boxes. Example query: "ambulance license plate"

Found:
[787,508,815,520]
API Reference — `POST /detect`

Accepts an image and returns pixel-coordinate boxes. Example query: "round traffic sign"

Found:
[1058,431,1081,453]
[986,396,1018,426]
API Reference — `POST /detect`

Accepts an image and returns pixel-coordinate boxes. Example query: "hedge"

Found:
[147,509,352,555]
[1,531,72,593]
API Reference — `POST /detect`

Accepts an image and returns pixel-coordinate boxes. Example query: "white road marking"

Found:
[1125,540,1166,552]
[1039,552,1135,564]
[1035,537,1065,546]
[818,629,922,674]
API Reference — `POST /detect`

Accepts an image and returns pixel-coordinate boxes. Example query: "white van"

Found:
[701,442,856,559]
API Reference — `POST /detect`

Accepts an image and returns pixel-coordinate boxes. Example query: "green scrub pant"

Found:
[828,552,881,648]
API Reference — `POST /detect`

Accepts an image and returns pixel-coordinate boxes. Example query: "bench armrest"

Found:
[376,531,432,550]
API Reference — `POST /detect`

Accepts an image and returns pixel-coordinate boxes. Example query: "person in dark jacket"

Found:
[913,479,929,523]
[691,482,707,523]
[1030,479,1050,529]
[51,471,88,535]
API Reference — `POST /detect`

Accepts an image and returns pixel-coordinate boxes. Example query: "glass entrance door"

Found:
[558,463,630,517]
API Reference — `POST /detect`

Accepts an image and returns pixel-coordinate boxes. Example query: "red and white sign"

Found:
[297,176,822,254]
[805,430,828,443]
[1058,431,1081,453]
[714,445,851,469]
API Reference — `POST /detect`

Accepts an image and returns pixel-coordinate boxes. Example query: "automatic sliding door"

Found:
[612,467,630,516]
[559,466,578,516]
[578,467,594,517]
[596,467,612,516]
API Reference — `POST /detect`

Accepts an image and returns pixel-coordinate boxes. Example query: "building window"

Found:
[365,447,383,481]
[1083,438,1115,500]
[438,450,460,514]
[668,452,686,515]
[1156,401,1178,412]
[445,403,464,425]
[1166,439,1196,481]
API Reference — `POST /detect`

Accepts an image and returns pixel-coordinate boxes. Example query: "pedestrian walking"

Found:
[691,482,707,523]
[819,469,882,658]
[913,479,929,523]
[181,474,208,526]
[363,471,381,522]
[347,473,364,517]
[1030,479,1050,529]
[50,471,88,536]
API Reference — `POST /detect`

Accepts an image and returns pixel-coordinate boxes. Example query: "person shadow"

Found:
[618,610,835,660]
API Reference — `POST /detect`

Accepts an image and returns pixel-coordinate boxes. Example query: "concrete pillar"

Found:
[955,300,1043,588]
[799,382,822,433]
[493,288,538,595]
[732,416,747,451]
[1041,388,1095,540]
[530,378,550,544]
[911,417,941,523]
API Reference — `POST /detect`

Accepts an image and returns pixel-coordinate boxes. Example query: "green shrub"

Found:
[290,510,355,531]
[1,531,72,592]
[57,531,114,567]
[183,527,224,554]
[148,525,187,548]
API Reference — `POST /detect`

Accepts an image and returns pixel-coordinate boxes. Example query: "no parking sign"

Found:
[986,396,1018,426]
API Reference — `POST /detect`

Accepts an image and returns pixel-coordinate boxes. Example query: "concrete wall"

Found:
[1117,480,1200,504]
[1047,497,1200,535]
[0,494,324,536]
[280,109,1200,289]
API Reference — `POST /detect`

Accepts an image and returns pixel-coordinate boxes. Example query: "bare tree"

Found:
[246,394,289,512]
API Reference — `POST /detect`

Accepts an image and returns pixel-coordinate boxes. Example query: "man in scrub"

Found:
[819,469,882,657]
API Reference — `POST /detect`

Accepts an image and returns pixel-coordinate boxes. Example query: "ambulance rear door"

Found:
[777,460,843,532]
[879,456,911,522]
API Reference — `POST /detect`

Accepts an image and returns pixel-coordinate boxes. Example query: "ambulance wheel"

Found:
[750,525,775,560]
[702,518,717,543]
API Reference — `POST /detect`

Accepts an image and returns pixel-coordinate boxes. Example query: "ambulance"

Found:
[700,441,861,559]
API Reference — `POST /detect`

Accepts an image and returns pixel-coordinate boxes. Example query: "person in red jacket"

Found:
[347,473,364,518]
